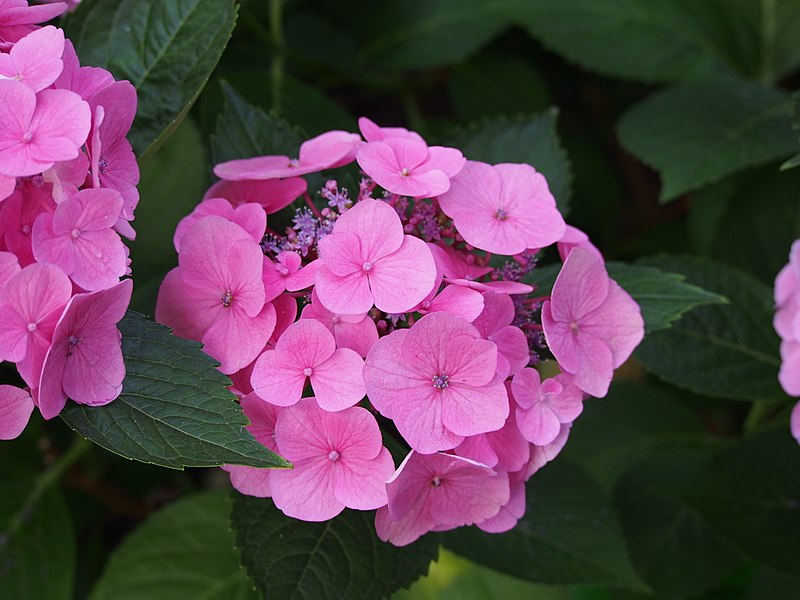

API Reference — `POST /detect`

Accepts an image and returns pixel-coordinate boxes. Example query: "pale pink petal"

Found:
[213,155,293,180]
[224,464,271,497]
[27,88,91,169]
[0,250,20,287]
[477,474,526,533]
[580,281,644,368]
[201,302,276,374]
[276,318,335,366]
[526,424,571,479]
[557,224,603,262]
[424,146,466,178]
[550,248,610,322]
[270,457,343,521]
[779,341,800,396]
[332,315,379,358]
[441,380,509,437]
[0,79,36,176]
[315,265,374,315]
[369,235,436,314]
[299,130,361,169]
[358,117,425,144]
[333,446,393,509]
[156,268,214,340]
[203,177,306,213]
[571,334,615,398]
[0,26,64,92]
[446,278,533,295]
[491,325,530,377]
[285,258,321,292]
[425,284,484,322]
[309,347,366,411]
[250,349,306,407]
[317,231,367,277]
[0,384,34,440]
[330,199,403,260]
[511,368,541,410]
[375,503,435,547]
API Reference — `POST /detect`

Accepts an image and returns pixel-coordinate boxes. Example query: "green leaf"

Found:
[61,312,290,470]
[0,478,76,600]
[66,0,238,158]
[606,262,727,334]
[781,152,800,170]
[617,79,800,202]
[446,110,572,214]
[231,495,438,600]
[210,81,304,166]
[614,447,742,600]
[356,0,510,69]
[745,569,800,600]
[89,491,257,600]
[442,460,646,590]
[562,381,707,488]
[680,430,800,577]
[634,255,785,401]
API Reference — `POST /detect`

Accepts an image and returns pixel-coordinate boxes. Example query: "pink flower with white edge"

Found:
[0,0,66,46]
[0,384,34,440]
[270,398,395,522]
[438,161,566,255]
[542,248,644,398]
[223,393,283,498]
[472,291,530,379]
[37,278,132,419]
[0,26,64,92]
[316,199,436,315]
[512,368,584,446]
[0,79,90,177]
[375,451,510,546]
[301,290,378,358]
[364,311,508,453]
[203,177,307,214]
[214,130,361,180]
[356,137,465,198]
[173,197,266,252]
[32,187,128,291]
[250,318,365,412]
[155,216,276,374]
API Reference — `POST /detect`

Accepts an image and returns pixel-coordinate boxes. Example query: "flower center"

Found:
[303,367,313,377]
[328,450,340,461]
[21,224,31,235]
[495,207,508,221]
[221,291,233,307]
[432,373,449,390]
[71,228,81,239]
[288,158,300,168]
[27,322,37,332]
[331,315,341,325]
[66,335,81,357]
[400,167,410,177]
[362,261,373,272]
[276,264,290,276]
[569,321,579,332]
[21,131,33,144]
[98,156,109,174]
[430,476,443,488]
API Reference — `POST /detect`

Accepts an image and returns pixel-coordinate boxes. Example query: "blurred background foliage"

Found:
[4,0,800,599]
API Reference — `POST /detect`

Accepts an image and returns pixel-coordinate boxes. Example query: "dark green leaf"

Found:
[745,569,800,600]
[232,495,438,600]
[356,0,510,69]
[635,255,785,401]
[680,430,800,577]
[211,81,304,165]
[0,478,76,600]
[61,312,290,470]
[614,447,742,599]
[443,460,646,590]
[66,0,238,158]
[446,110,572,214]
[89,491,257,600]
[618,79,799,202]
[606,262,727,333]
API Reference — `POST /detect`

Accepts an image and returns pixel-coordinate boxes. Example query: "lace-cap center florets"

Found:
[432,373,449,390]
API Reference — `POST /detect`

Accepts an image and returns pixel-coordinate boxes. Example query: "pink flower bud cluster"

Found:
[156,117,644,544]
[774,240,800,443]
[0,3,137,441]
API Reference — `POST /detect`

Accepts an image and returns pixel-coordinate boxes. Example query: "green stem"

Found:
[270,0,285,113]
[4,436,91,540]
[742,401,776,434]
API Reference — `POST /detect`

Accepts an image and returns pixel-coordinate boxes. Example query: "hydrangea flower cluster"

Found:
[156,116,644,545]
[774,240,800,443]
[0,2,137,440]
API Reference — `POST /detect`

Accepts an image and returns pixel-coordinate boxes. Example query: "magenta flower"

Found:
[250,318,365,412]
[541,248,644,397]
[455,400,530,472]
[0,0,66,45]
[356,137,465,198]
[0,384,33,440]
[316,199,436,314]
[173,197,266,252]
[214,130,361,180]
[428,242,493,280]
[0,26,64,92]
[472,291,530,379]
[438,161,566,255]
[203,177,307,214]
[270,398,395,522]
[364,312,508,453]
[262,251,319,303]
[375,451,510,546]
[358,116,425,144]
[0,250,20,286]
[476,468,527,534]
[0,79,90,177]
[54,39,114,101]
[415,282,485,322]
[223,393,283,498]
[0,172,13,201]
[155,216,275,374]
[512,369,584,446]
[0,184,55,266]
[32,188,128,291]
[37,278,132,419]
[300,290,378,358]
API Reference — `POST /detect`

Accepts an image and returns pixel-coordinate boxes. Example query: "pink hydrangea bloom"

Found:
[541,248,644,397]
[270,398,395,522]
[0,0,66,45]
[476,468,527,534]
[173,197,266,252]
[358,116,424,144]
[455,400,530,472]
[223,393,283,497]
[557,224,603,262]
[214,130,361,180]
[250,318,365,411]
[512,369,584,446]
[438,161,566,255]
[428,242,492,281]
[446,277,533,296]
[262,251,319,302]
[0,26,64,92]
[0,172,14,201]
[37,278,132,419]
[203,177,307,214]
[356,137,465,198]
[0,79,90,177]
[0,250,20,286]
[155,216,275,374]
[472,291,529,379]
[375,451,510,546]
[32,187,127,291]
[301,290,378,358]
[0,184,55,267]
[0,384,34,440]
[54,39,114,101]
[364,311,508,453]
[316,199,436,314]
[413,269,485,322]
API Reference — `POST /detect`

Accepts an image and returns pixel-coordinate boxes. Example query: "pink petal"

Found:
[358,117,425,144]
[557,224,603,262]
[791,401,800,443]
[511,368,541,410]
[441,380,509,437]
[27,88,91,171]
[333,446,393,509]
[369,235,437,314]
[270,457,344,521]
[315,265,373,315]
[375,503,435,547]
[472,291,515,337]
[285,258,320,292]
[491,325,530,377]
[204,177,307,213]
[0,250,21,287]
[298,130,361,169]
[0,384,33,439]
[0,25,64,92]
[317,231,366,277]
[276,318,336,366]
[201,301,276,374]
[309,347,366,411]
[550,248,610,322]
[330,199,404,261]
[477,474,526,533]
[333,315,379,358]
[579,281,644,368]
[425,284,484,322]
[424,146,466,178]
[0,79,36,176]
[224,464,272,497]
[213,154,294,180]
[156,268,213,340]
[250,349,307,407]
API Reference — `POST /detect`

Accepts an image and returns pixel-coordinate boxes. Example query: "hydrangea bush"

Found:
[1,1,799,599]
